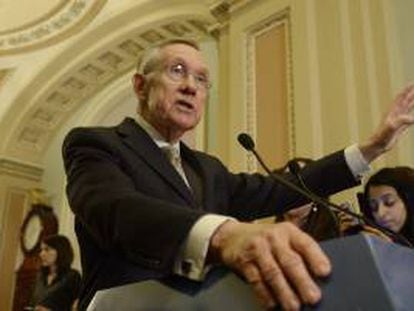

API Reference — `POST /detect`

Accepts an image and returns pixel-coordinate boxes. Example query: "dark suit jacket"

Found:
[63,117,359,309]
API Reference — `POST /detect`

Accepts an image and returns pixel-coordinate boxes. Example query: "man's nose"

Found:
[180,75,197,95]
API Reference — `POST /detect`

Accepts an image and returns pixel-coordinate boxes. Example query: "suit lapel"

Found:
[116,118,196,207]
[181,144,206,209]
[182,145,220,212]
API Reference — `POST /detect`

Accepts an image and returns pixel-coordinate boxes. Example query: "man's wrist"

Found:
[358,139,385,163]
[357,128,393,164]
[208,219,239,264]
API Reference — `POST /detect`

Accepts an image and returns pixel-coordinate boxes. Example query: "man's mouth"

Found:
[176,99,194,110]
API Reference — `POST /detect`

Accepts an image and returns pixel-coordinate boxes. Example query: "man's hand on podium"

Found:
[210,220,331,311]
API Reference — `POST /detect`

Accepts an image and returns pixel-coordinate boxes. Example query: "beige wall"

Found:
[210,0,414,203]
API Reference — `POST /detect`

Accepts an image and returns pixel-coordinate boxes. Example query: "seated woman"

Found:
[28,234,81,311]
[361,166,414,245]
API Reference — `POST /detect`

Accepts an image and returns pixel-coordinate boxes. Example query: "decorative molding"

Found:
[245,8,295,172]
[209,0,255,17]
[285,8,296,158]
[8,17,213,158]
[0,0,107,55]
[228,0,256,13]
[208,0,254,35]
[0,158,43,182]
[210,1,231,24]
[208,0,231,36]
[245,29,258,172]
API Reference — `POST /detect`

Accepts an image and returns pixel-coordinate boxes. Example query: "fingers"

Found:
[272,226,329,305]
[241,223,329,310]
[394,84,414,113]
[395,84,414,103]
[391,84,414,129]
[402,85,414,116]
[243,262,278,309]
[357,83,414,162]
[372,83,414,149]
[256,246,301,310]
[404,84,414,102]
[401,83,414,98]
[289,228,331,277]
[241,240,304,311]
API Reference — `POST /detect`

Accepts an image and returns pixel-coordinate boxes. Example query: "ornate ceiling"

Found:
[0,0,225,167]
[0,0,106,55]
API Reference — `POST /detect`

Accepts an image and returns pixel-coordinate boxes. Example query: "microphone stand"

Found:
[287,160,341,237]
[238,134,413,248]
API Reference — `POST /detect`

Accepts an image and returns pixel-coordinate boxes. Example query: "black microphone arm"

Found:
[287,160,313,195]
[237,133,413,248]
[287,159,341,234]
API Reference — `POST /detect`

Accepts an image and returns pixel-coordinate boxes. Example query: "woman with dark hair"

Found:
[362,166,414,245]
[28,234,81,311]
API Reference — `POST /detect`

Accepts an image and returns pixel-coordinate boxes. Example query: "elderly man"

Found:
[63,38,414,310]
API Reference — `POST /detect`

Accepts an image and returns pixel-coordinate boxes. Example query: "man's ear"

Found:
[132,73,147,101]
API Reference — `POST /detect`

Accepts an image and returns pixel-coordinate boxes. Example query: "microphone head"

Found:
[287,160,302,175]
[237,133,255,151]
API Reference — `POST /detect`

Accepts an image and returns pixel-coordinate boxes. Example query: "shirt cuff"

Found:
[344,144,371,180]
[174,214,232,280]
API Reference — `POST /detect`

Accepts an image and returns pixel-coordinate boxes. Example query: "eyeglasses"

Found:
[164,62,211,91]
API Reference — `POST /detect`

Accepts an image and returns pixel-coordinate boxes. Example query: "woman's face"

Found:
[39,242,57,268]
[368,185,407,232]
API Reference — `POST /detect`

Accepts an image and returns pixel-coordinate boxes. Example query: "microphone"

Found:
[237,132,413,248]
[237,133,255,151]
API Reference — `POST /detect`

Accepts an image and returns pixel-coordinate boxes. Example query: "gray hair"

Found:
[136,38,200,75]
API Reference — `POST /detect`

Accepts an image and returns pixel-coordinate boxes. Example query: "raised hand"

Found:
[360,84,414,162]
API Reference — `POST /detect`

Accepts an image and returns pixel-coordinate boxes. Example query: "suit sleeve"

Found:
[224,150,360,220]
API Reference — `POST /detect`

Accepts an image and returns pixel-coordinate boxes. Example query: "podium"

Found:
[87,234,414,310]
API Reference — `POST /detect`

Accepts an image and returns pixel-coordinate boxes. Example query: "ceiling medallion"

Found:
[0,0,106,55]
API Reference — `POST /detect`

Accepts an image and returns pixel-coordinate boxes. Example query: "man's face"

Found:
[139,43,209,141]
